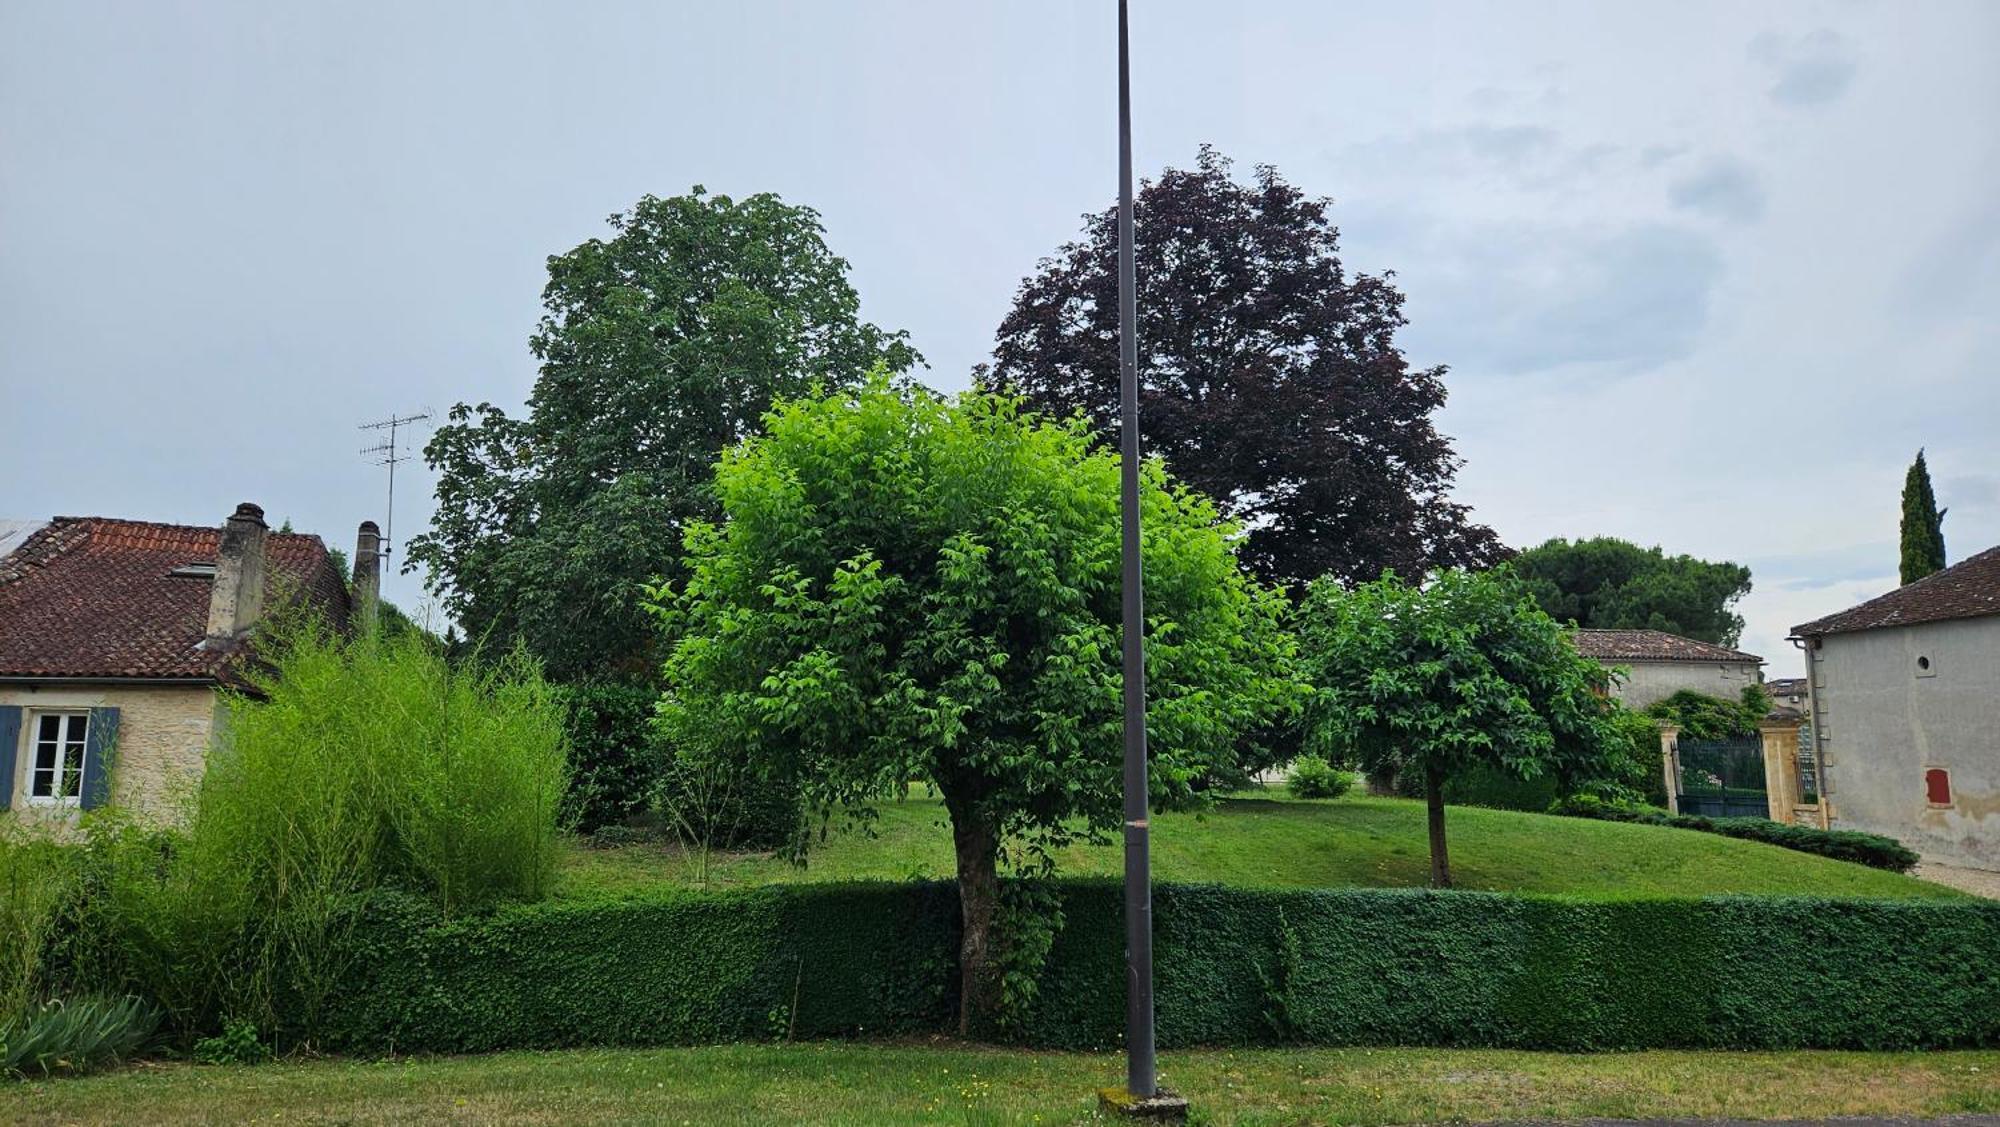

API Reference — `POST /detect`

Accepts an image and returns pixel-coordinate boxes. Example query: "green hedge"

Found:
[320,881,2000,1054]
[1551,796,1921,873]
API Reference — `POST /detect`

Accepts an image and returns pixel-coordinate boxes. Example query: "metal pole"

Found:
[1117,0,1157,1100]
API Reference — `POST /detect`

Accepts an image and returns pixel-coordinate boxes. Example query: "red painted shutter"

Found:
[1924,768,1952,806]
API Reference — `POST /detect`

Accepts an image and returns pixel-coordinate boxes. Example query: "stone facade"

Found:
[1802,615,2000,870]
[2,682,222,824]
[1609,657,1762,710]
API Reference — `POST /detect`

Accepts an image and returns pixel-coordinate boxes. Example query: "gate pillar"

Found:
[1658,724,1681,815]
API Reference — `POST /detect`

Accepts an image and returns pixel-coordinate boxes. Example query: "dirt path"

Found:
[1915,860,2000,899]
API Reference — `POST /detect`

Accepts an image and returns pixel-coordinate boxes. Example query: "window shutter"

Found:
[81,706,120,811]
[0,706,20,811]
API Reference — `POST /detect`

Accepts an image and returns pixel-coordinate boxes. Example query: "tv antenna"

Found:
[358,410,431,565]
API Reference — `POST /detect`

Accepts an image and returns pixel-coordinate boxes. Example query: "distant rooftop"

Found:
[1570,628,1762,665]
[1792,545,2000,638]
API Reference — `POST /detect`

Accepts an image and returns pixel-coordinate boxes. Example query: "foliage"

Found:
[0,828,80,1024]
[316,880,2000,1054]
[67,623,568,1040]
[555,678,665,832]
[1284,758,1356,800]
[1899,448,1948,585]
[1294,568,1624,887]
[649,376,1304,1030]
[1548,795,1921,873]
[0,995,159,1078]
[192,1018,270,1065]
[1645,688,1766,741]
[409,187,920,681]
[984,145,1503,588]
[1513,537,1754,646]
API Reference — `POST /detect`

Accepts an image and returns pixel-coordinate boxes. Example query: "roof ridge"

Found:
[1792,542,2000,637]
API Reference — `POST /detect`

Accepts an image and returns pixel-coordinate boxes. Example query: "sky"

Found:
[3,0,1996,675]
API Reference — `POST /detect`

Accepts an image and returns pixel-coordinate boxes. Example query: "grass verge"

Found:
[560,792,1961,902]
[1,1043,1994,1125]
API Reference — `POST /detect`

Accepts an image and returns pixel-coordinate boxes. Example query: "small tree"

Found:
[1899,449,1948,585]
[651,377,1301,1032]
[1295,568,1619,888]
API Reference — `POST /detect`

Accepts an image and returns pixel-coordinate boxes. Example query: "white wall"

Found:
[1608,660,1762,710]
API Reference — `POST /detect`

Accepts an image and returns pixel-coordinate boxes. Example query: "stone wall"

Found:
[1,682,220,824]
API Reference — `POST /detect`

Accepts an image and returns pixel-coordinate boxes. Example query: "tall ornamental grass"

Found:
[71,622,570,1042]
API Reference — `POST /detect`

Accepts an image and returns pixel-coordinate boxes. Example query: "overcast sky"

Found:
[3,1,1995,673]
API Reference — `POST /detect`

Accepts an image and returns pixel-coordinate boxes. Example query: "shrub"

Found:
[1550,795,1920,873]
[316,880,2000,1053]
[71,622,571,1041]
[557,678,664,833]
[193,1018,269,1065]
[0,828,80,1024]
[1284,757,1355,800]
[0,995,159,1078]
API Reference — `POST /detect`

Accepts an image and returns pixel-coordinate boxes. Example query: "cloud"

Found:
[1668,158,1766,224]
[1942,474,1999,514]
[1407,223,1723,375]
[1749,29,1858,108]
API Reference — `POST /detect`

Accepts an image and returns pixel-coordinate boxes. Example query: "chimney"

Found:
[352,520,382,631]
[205,502,269,641]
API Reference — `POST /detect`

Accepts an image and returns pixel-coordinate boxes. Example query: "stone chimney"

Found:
[205,502,269,641]
[352,520,382,631]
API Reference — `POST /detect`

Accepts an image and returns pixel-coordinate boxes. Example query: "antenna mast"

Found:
[358,410,431,566]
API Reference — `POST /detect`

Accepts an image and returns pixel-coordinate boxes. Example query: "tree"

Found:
[982,146,1503,590]
[1295,568,1621,888]
[1512,537,1753,647]
[650,377,1302,1032]
[407,188,919,681]
[1644,686,1770,741]
[1899,449,1948,585]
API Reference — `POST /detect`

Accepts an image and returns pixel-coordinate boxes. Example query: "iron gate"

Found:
[1676,736,1769,819]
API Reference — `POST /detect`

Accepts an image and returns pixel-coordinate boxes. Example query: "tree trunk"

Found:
[948,800,1001,1036]
[1424,762,1452,889]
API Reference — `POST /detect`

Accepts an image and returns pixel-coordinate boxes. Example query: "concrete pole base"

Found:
[1098,1087,1190,1123]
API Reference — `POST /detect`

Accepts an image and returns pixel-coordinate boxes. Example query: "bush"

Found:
[67,623,571,1041]
[1284,757,1355,800]
[193,1018,270,1065]
[557,678,664,833]
[1550,795,1920,873]
[0,829,80,1024]
[1,995,159,1078]
[317,881,2000,1053]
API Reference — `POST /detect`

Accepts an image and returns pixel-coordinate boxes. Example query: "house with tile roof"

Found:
[1792,544,2000,871]
[1568,628,1764,710]
[0,503,374,823]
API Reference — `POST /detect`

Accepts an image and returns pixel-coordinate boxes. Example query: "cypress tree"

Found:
[1899,449,1948,585]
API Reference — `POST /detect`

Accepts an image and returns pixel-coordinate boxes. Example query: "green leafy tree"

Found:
[1644,686,1769,741]
[1512,537,1753,646]
[1295,568,1622,888]
[1899,449,1948,585]
[650,377,1302,1032]
[408,187,919,682]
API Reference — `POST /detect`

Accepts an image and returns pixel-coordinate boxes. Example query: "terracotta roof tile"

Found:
[1570,627,1762,664]
[0,516,351,682]
[1792,544,2000,637]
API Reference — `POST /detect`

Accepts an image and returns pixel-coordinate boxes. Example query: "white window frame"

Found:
[23,710,90,808]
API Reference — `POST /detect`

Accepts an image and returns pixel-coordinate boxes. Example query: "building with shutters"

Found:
[1792,544,2000,871]
[0,503,370,823]
[1568,628,1764,710]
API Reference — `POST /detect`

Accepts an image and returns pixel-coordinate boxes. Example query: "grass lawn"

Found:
[560,790,1961,901]
[4,1043,1994,1125]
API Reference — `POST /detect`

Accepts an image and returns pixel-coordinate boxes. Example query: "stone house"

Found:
[1569,628,1764,710]
[1792,544,2000,871]
[0,504,373,823]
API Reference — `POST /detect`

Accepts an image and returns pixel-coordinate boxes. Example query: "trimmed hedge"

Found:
[1552,796,1921,873]
[320,880,2000,1054]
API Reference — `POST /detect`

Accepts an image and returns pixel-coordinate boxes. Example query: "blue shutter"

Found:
[81,706,120,811]
[0,706,20,811]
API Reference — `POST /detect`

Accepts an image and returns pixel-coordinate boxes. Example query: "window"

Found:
[26,711,89,806]
[1915,653,1937,678]
[1925,767,1952,807]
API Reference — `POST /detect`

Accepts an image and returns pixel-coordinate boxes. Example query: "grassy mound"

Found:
[561,790,1960,902]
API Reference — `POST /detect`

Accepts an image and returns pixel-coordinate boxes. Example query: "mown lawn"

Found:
[561,790,1962,901]
[4,1043,1994,1125]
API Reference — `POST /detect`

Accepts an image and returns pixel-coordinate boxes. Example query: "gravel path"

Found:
[1915,860,2000,899]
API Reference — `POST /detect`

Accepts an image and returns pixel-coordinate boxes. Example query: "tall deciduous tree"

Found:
[408,188,919,681]
[1512,537,1753,647]
[1899,449,1948,586]
[983,146,1503,589]
[651,377,1302,1032]
[1295,568,1621,889]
